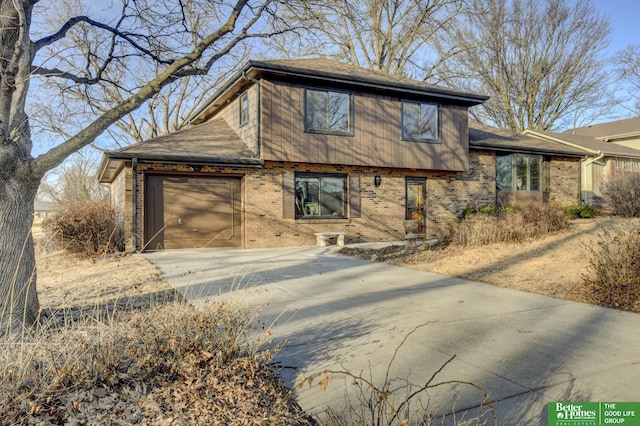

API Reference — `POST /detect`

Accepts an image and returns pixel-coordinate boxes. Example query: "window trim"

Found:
[303,87,354,136]
[294,173,348,219]
[401,100,441,143]
[496,154,544,192]
[239,92,249,127]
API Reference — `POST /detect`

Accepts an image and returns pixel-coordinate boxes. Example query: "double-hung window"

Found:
[304,88,352,134]
[401,101,439,142]
[496,154,543,192]
[295,174,347,218]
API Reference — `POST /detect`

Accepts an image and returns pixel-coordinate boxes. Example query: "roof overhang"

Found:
[98,153,263,183]
[469,143,585,158]
[190,60,489,124]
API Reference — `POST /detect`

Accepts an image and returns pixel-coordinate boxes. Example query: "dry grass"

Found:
[0,250,311,425]
[341,213,640,314]
[582,224,640,312]
[450,204,569,246]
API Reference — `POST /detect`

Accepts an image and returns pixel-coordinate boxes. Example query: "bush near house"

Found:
[602,173,640,217]
[564,204,595,219]
[452,204,568,246]
[583,225,640,312]
[44,200,124,258]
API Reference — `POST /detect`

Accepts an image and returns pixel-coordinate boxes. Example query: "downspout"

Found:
[131,158,138,251]
[242,71,261,157]
[580,152,605,205]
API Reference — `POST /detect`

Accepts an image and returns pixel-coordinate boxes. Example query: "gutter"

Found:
[469,144,584,158]
[583,152,605,166]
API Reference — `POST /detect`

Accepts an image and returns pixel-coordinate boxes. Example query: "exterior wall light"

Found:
[374,175,382,187]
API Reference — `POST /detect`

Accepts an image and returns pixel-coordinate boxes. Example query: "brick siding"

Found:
[115,150,578,250]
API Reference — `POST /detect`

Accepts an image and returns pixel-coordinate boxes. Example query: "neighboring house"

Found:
[524,129,640,206]
[98,58,583,251]
[566,116,640,150]
[33,200,57,220]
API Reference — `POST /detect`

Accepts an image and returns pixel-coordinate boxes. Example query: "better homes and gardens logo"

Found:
[549,402,640,425]
[552,402,597,425]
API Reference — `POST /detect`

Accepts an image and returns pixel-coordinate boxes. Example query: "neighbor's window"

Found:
[496,154,543,191]
[239,92,249,126]
[401,101,439,142]
[304,88,352,134]
[295,174,347,218]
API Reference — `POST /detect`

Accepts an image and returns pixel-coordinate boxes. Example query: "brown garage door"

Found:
[144,175,242,250]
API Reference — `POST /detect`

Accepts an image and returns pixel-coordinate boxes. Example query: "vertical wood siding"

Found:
[215,84,259,153]
[260,79,469,172]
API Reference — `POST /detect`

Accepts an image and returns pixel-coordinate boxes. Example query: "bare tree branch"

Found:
[438,0,617,131]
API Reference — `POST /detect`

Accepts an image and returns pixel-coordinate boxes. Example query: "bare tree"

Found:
[39,150,107,205]
[614,45,640,115]
[439,0,616,131]
[271,0,465,79]
[0,0,294,336]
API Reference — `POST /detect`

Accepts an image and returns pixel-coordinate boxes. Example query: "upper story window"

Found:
[401,101,439,142]
[304,88,353,135]
[295,174,347,219]
[496,154,543,192]
[239,92,249,126]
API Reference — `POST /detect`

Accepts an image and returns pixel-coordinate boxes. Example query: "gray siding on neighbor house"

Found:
[259,79,469,172]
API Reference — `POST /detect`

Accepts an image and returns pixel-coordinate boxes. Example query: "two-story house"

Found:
[98,58,583,250]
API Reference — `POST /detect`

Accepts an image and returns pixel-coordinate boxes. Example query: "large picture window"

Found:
[295,174,347,218]
[401,101,439,142]
[496,154,543,192]
[304,88,352,134]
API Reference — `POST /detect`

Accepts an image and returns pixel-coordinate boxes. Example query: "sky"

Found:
[590,0,640,54]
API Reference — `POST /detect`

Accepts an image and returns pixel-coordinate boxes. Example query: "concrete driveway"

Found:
[143,245,640,425]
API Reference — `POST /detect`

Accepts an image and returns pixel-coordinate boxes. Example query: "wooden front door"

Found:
[406,178,426,234]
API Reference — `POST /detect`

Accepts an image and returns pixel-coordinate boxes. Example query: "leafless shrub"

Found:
[0,301,311,425]
[44,200,124,258]
[451,204,568,247]
[601,173,640,217]
[582,225,640,312]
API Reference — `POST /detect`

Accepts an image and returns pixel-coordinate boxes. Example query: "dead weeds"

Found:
[1,250,312,425]
[339,217,640,312]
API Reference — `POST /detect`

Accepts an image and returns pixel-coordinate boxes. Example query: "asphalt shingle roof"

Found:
[469,121,586,156]
[531,129,640,157]
[106,118,260,165]
[565,116,640,139]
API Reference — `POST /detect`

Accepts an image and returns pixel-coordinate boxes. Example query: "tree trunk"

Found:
[0,168,40,339]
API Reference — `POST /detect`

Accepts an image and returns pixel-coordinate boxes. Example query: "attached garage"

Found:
[144,175,242,250]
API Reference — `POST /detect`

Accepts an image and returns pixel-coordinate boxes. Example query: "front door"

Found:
[406,178,426,234]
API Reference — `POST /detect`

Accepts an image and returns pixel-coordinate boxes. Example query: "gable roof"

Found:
[469,121,585,156]
[565,116,640,141]
[524,129,640,158]
[191,58,489,124]
[98,118,261,182]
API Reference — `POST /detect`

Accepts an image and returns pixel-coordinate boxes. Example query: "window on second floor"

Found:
[401,101,439,142]
[295,174,347,219]
[304,88,352,135]
[239,92,249,126]
[496,154,543,192]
